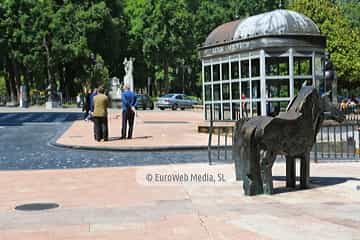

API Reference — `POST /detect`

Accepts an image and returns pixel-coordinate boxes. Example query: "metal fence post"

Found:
[224,128,228,161]
[208,104,213,165]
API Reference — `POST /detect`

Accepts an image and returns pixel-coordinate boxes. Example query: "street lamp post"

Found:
[147,76,151,96]
[182,60,185,94]
[324,52,337,104]
[177,59,191,94]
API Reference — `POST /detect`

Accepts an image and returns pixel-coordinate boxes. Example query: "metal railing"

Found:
[341,105,360,122]
[207,120,236,165]
[0,95,83,108]
[313,122,360,161]
[208,119,360,165]
[29,95,46,105]
[0,96,9,106]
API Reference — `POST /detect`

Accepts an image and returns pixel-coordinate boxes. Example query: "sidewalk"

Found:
[56,110,228,151]
[0,162,359,239]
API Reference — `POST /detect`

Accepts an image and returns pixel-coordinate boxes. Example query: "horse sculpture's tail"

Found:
[233,120,264,196]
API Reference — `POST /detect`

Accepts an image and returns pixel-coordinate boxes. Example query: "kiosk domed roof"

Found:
[204,9,320,46]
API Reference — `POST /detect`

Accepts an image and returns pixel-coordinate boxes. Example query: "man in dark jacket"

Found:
[121,84,137,139]
[82,88,92,120]
[89,88,98,113]
[92,86,108,142]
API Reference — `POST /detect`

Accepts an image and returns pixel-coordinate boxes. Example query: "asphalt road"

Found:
[0,112,216,170]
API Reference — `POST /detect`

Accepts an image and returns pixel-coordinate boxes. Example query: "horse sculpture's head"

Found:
[320,92,346,123]
[287,82,345,124]
[286,84,345,140]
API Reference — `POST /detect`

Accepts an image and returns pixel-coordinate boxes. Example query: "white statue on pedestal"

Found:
[123,57,135,92]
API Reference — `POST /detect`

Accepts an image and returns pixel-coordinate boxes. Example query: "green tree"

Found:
[0,0,41,103]
[48,1,111,94]
[125,0,194,94]
[289,0,360,89]
[0,0,285,102]
[336,0,360,28]
[0,0,115,101]
[187,0,280,96]
[0,77,6,97]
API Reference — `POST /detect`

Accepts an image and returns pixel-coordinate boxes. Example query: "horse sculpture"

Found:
[233,84,345,196]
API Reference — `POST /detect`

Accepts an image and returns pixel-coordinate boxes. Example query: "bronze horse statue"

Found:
[233,85,345,196]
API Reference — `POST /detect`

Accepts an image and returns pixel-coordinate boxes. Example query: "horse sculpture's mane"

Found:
[284,86,323,143]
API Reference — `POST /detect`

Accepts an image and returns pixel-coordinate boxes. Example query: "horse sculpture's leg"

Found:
[260,150,276,194]
[300,152,310,189]
[286,156,296,188]
[245,142,264,195]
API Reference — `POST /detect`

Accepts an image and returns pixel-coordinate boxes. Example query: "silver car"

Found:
[156,93,198,110]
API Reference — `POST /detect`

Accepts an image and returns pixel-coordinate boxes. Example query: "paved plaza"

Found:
[0,162,359,239]
[0,109,359,239]
[1,0,359,238]
[56,110,222,150]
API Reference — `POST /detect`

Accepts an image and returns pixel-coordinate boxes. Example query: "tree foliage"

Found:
[336,0,360,28]
[0,0,122,100]
[0,0,359,102]
[289,0,360,89]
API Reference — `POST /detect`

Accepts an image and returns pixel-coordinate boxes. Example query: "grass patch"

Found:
[0,76,6,96]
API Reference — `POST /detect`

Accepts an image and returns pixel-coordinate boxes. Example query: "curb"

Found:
[50,133,231,152]
[50,141,213,152]
[49,127,232,152]
[48,119,230,152]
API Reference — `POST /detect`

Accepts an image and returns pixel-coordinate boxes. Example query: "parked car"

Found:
[156,93,198,110]
[135,94,154,110]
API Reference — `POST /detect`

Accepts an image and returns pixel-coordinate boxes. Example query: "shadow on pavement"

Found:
[108,136,153,141]
[272,176,360,194]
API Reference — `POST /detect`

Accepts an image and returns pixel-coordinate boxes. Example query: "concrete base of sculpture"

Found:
[46,101,60,109]
[110,98,122,108]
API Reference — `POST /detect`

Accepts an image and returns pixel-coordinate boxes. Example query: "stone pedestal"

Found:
[109,77,122,108]
[46,101,60,109]
[110,98,122,108]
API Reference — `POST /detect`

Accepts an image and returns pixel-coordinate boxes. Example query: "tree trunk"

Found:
[163,61,169,93]
[59,65,65,96]
[64,66,71,98]
[6,57,18,103]
[23,67,30,102]
[4,57,11,98]
[5,74,10,97]
[12,59,21,99]
[43,36,54,91]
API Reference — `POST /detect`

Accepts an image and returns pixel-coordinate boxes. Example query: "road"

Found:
[0,112,213,170]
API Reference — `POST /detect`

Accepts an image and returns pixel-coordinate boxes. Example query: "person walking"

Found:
[92,86,109,142]
[76,94,81,108]
[121,84,137,139]
[241,93,248,118]
[88,88,98,121]
[82,88,92,120]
